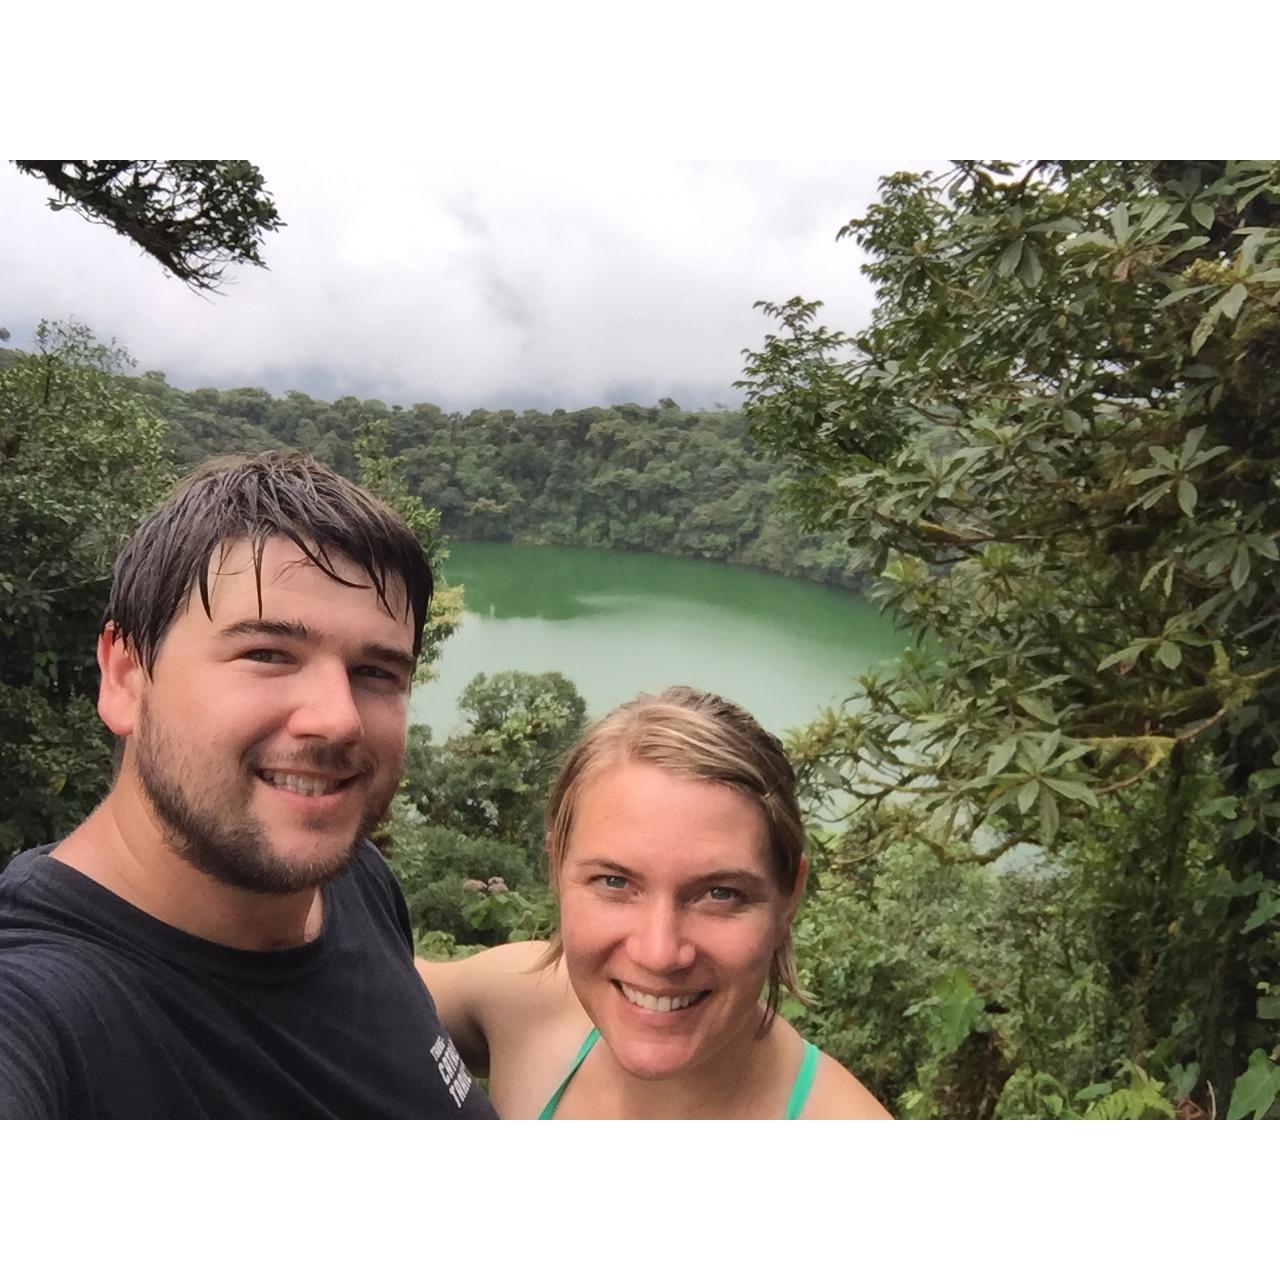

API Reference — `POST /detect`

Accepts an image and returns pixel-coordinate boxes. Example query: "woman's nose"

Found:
[625,899,695,973]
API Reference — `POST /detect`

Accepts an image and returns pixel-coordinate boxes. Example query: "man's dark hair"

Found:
[106,451,434,673]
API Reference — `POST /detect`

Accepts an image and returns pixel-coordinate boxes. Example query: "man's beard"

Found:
[134,705,399,896]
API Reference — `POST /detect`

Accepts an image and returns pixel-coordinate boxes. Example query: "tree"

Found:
[13,161,282,292]
[740,161,1280,1107]
[401,671,587,849]
[353,417,462,678]
[0,322,177,855]
[386,670,586,947]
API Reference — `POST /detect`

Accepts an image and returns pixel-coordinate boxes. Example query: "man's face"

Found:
[124,537,417,894]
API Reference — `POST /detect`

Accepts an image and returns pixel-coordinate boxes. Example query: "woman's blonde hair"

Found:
[542,686,810,1028]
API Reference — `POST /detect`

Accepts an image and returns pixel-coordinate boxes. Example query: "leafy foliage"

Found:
[401,670,586,849]
[386,670,580,944]
[744,161,1280,1107]
[14,161,283,292]
[353,417,462,678]
[0,322,176,856]
[114,375,875,590]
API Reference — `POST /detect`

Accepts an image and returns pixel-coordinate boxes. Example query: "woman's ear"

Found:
[97,624,145,737]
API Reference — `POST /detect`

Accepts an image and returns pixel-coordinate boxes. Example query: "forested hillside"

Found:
[127,376,869,588]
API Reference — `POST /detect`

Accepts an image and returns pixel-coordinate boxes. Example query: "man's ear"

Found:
[97,624,145,737]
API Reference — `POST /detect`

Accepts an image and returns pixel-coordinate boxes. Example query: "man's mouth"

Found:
[617,981,709,1013]
[256,769,353,798]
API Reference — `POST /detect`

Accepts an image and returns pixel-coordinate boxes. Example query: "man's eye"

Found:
[354,665,398,682]
[243,649,289,664]
[707,886,742,903]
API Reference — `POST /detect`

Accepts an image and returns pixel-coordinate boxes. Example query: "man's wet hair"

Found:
[105,451,434,673]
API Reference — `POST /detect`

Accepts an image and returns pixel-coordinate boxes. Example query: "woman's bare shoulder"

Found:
[417,940,568,1006]
[803,1050,894,1120]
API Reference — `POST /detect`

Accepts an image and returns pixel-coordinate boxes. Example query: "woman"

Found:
[418,686,890,1119]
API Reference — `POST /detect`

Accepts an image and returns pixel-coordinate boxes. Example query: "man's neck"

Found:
[53,788,324,951]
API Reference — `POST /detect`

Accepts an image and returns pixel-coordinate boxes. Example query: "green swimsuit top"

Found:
[537,1027,821,1119]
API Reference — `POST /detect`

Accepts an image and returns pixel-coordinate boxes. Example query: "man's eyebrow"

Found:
[362,642,417,672]
[218,620,415,671]
[219,618,313,642]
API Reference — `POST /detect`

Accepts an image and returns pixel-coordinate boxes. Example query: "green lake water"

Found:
[411,543,904,737]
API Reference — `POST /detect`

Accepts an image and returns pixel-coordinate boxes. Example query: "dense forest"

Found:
[4,158,1279,1119]
[124,373,870,588]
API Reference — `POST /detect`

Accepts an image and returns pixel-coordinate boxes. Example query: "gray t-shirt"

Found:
[0,842,497,1119]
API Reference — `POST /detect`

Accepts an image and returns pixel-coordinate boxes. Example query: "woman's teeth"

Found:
[619,983,705,1013]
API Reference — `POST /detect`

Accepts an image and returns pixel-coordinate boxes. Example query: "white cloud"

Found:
[3,153,905,409]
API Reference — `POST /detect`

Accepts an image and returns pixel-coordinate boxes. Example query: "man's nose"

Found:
[625,899,695,973]
[287,660,364,744]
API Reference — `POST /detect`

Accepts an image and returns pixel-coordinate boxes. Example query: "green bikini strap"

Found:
[785,1041,821,1120]
[537,1026,601,1120]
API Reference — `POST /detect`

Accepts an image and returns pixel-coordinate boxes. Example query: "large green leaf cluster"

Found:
[743,161,1280,1108]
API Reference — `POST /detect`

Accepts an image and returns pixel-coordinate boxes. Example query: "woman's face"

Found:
[558,760,800,1081]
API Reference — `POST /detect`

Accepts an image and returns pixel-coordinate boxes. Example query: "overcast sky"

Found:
[0,154,914,411]
[6,3,1260,414]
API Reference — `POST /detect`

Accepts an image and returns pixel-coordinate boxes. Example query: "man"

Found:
[0,452,497,1118]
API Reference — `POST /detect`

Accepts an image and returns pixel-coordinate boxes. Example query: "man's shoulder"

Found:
[0,846,101,981]
[335,840,414,943]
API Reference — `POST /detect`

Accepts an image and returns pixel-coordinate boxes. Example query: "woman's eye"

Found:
[601,875,628,890]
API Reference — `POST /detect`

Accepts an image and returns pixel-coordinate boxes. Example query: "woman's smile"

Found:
[615,981,710,1014]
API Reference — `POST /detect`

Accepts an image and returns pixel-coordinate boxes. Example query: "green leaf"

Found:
[997,238,1025,277]
[1017,694,1057,724]
[1231,544,1251,591]
[1243,893,1280,933]
[1016,243,1044,288]
[1220,282,1248,321]
[1110,204,1131,240]
[931,971,987,1056]
[1177,478,1198,517]
[1257,995,1280,1021]
[1190,307,1219,355]
[1039,786,1059,844]
[1074,1082,1112,1102]
[1017,780,1039,815]
[1098,643,1147,672]
[986,737,1019,777]
[814,761,845,791]
[1043,777,1099,808]
[1226,1050,1280,1120]
[1160,284,1213,308]
[1156,640,1182,669]
[1191,201,1215,229]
